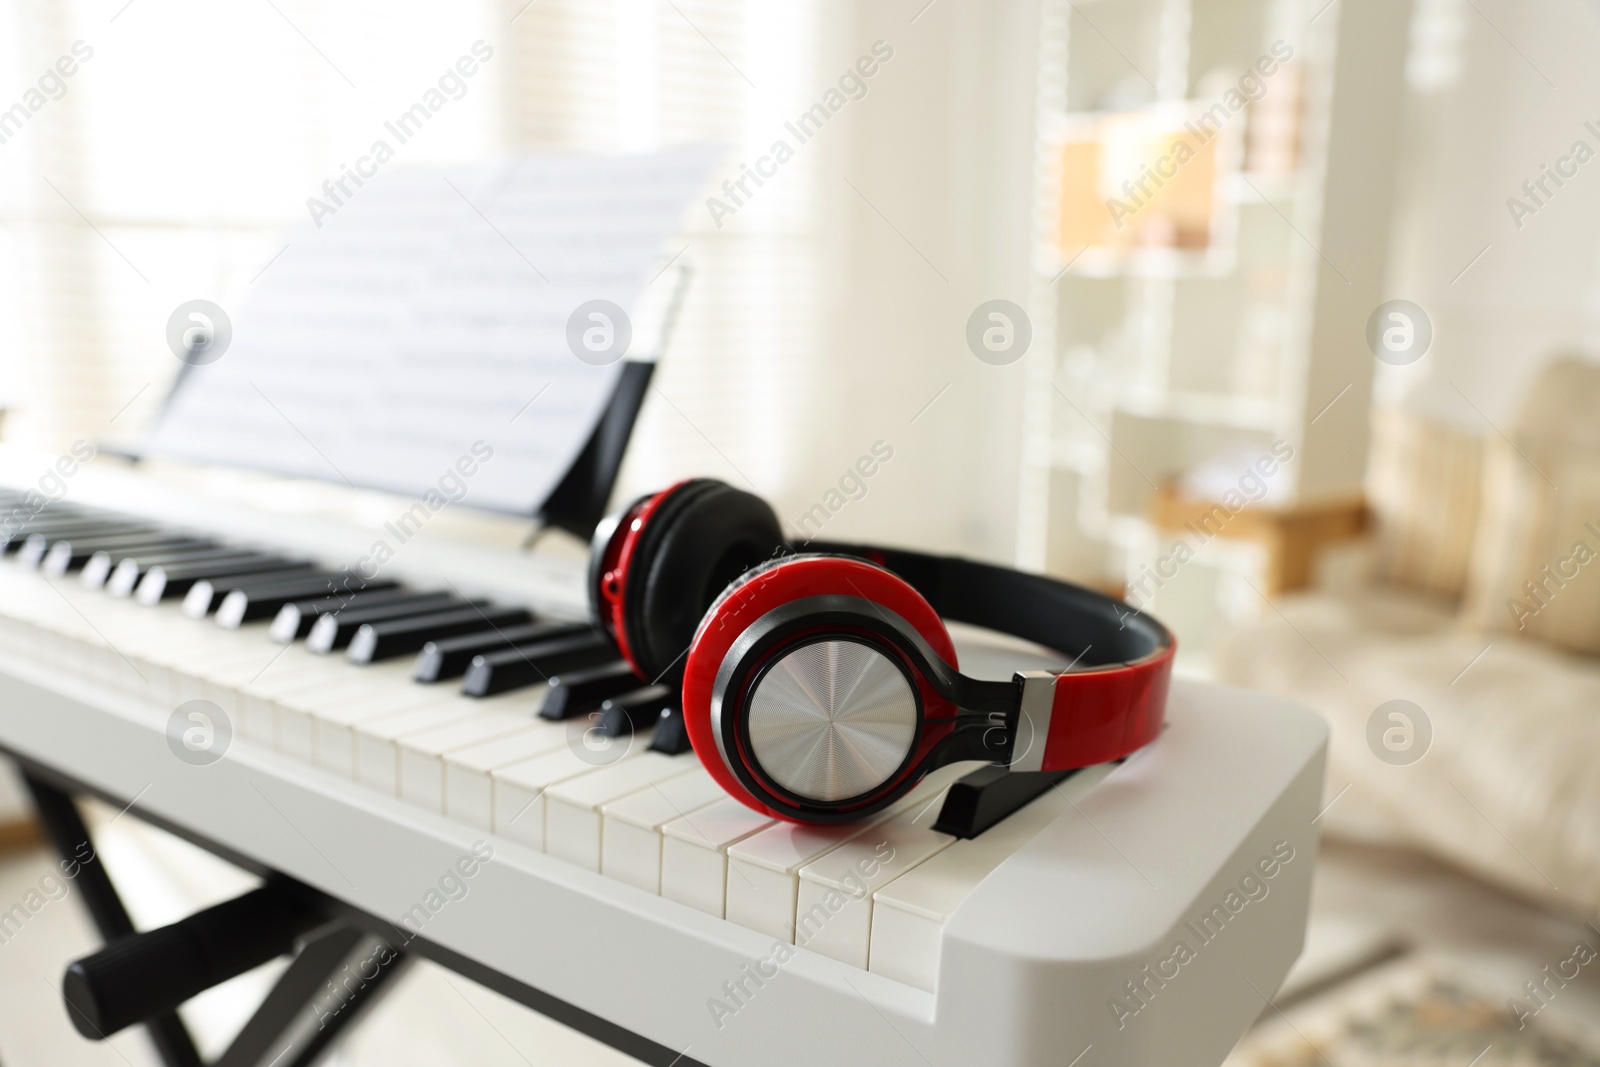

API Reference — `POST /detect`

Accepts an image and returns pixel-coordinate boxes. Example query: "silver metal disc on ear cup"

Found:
[744,639,919,803]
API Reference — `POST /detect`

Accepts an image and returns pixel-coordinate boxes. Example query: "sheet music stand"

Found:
[122,261,692,546]
[531,261,692,541]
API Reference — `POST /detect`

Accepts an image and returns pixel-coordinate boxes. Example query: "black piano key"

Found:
[12,513,147,534]
[412,621,591,683]
[647,703,695,755]
[305,594,472,654]
[270,588,448,643]
[461,631,616,698]
[181,565,330,618]
[538,661,643,721]
[101,547,264,595]
[595,686,676,738]
[346,605,533,664]
[44,534,208,577]
[216,575,399,629]
[41,528,200,555]
[18,523,160,567]
[1,515,126,552]
[0,503,104,524]
[135,555,302,605]
[150,559,324,607]
[6,515,128,543]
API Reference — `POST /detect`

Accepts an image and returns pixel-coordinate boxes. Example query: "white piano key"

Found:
[544,754,697,872]
[600,768,724,893]
[397,708,537,811]
[868,762,1116,991]
[248,644,418,690]
[242,646,359,695]
[239,649,388,736]
[490,739,649,852]
[273,663,441,759]
[441,721,573,830]
[133,626,262,678]
[795,817,953,969]
[171,642,290,709]
[118,616,255,673]
[198,638,390,708]
[276,688,350,762]
[42,599,122,677]
[94,610,213,701]
[724,825,869,944]
[354,701,489,793]
[659,798,776,918]
[723,764,974,944]
[312,687,476,775]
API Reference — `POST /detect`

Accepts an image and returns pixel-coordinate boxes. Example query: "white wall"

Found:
[793,0,1042,561]
[626,0,1045,563]
[1382,0,1600,427]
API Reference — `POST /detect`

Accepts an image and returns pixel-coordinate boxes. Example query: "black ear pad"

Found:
[623,480,786,681]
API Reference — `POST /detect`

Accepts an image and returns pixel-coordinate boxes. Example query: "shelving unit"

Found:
[1016,0,1414,671]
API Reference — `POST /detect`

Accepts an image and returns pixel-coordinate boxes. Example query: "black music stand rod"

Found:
[532,263,694,541]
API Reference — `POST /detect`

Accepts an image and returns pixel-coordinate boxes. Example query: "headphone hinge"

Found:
[924,708,1015,770]
[1008,671,1057,773]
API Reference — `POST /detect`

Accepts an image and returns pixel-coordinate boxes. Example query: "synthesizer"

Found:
[0,449,1327,1067]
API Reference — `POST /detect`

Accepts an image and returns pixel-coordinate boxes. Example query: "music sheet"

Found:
[143,146,719,514]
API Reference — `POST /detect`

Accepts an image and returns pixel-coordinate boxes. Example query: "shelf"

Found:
[1019,0,1406,619]
[1223,172,1298,205]
[1039,246,1235,281]
[1047,386,1282,437]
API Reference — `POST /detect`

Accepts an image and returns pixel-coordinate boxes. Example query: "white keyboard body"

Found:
[0,449,1328,1066]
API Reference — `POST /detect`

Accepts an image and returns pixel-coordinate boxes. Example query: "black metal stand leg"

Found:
[281,942,410,1067]
[21,773,204,1067]
[212,925,366,1067]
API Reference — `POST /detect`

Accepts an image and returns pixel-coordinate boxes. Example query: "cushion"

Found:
[1216,588,1600,919]
[1461,356,1600,655]
[1366,407,1483,600]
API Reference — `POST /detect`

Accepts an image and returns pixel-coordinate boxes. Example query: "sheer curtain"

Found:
[1,0,1046,564]
[0,0,825,506]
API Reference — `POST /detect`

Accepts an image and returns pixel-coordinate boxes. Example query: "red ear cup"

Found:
[589,483,685,677]
[681,554,961,823]
[590,479,787,681]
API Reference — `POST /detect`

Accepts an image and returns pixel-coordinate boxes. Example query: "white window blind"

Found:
[0,0,827,510]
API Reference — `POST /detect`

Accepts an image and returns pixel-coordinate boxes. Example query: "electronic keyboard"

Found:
[0,448,1327,1067]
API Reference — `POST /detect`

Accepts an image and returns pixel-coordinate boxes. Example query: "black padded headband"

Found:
[799,541,1171,669]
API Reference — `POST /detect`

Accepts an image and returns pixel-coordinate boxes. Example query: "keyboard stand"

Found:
[23,772,205,1067]
[12,754,707,1067]
[0,622,1327,1067]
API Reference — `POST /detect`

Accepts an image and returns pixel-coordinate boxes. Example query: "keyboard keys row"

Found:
[16,499,653,716]
[463,632,615,696]
[414,621,589,682]
[270,588,442,642]
[346,604,532,664]
[215,574,398,628]
[0,503,1103,992]
[92,546,248,591]
[307,593,472,653]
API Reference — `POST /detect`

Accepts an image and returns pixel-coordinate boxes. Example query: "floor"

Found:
[0,805,1596,1067]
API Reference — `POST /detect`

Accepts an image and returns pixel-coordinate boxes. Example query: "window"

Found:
[0,0,827,504]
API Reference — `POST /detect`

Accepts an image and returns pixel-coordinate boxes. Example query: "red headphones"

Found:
[590,479,1175,824]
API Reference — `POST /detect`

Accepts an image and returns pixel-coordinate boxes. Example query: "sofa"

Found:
[1216,357,1600,921]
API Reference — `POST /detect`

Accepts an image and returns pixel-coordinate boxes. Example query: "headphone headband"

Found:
[592,480,1176,824]
[796,541,1174,777]
[800,540,1171,672]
